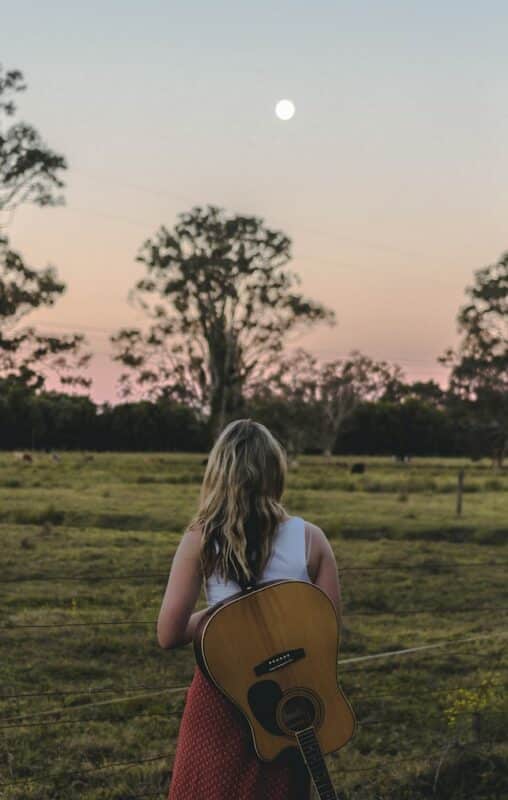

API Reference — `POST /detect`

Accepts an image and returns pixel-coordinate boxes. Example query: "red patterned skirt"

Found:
[168,666,310,800]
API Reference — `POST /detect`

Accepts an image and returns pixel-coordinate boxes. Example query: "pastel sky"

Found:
[2,1,507,404]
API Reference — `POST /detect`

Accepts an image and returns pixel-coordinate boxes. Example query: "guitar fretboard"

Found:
[295,727,337,800]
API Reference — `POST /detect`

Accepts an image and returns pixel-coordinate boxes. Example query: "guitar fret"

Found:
[295,727,337,800]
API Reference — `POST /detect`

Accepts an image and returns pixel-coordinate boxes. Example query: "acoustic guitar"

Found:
[194,579,356,800]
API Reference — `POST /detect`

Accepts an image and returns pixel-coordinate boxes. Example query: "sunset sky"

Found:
[2,1,507,404]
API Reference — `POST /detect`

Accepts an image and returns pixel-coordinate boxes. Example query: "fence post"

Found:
[472,711,481,743]
[456,468,464,516]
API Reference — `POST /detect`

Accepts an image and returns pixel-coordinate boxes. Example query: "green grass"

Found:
[0,452,507,799]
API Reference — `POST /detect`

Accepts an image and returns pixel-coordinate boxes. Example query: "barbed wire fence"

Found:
[1,562,507,799]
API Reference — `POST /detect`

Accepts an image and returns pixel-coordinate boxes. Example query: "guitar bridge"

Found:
[254,648,305,676]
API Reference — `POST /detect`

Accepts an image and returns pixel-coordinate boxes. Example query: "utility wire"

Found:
[2,680,505,729]
[349,680,507,703]
[0,664,504,701]
[3,560,506,583]
[338,632,508,666]
[2,607,506,631]
[0,683,184,701]
[0,687,188,724]
[0,750,175,789]
[1,704,505,733]
[1,739,502,790]
[341,741,503,775]
[0,710,180,731]
[2,633,506,724]
[2,561,508,584]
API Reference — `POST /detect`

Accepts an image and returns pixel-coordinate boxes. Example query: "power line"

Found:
[27,318,455,366]
[54,166,441,263]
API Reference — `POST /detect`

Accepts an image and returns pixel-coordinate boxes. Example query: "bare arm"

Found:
[157,527,206,649]
[305,521,342,621]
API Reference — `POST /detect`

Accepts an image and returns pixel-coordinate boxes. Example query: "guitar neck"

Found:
[295,727,337,800]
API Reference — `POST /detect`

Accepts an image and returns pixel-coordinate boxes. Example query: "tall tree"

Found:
[0,236,92,390]
[439,252,507,466]
[0,65,91,393]
[255,348,405,456]
[0,65,66,216]
[247,349,320,456]
[112,205,335,436]
[317,352,405,455]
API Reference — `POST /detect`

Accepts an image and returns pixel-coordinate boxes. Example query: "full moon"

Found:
[275,99,295,121]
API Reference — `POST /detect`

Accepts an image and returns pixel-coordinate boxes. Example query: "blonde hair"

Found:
[189,418,288,587]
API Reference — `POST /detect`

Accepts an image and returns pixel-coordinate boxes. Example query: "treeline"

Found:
[0,384,481,458]
[1,66,505,464]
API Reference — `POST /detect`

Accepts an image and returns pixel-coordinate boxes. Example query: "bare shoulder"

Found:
[304,520,331,551]
[303,520,337,584]
[177,522,203,557]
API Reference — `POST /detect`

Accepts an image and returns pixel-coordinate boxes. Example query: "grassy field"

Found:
[1,452,507,800]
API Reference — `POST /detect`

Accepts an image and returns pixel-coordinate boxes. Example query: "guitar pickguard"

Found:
[247,680,284,736]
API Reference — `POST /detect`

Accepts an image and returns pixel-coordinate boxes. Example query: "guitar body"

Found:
[194,580,356,767]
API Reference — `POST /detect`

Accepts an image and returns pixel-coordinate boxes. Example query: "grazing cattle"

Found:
[350,462,365,474]
[22,453,33,463]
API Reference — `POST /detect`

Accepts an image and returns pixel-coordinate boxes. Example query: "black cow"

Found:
[350,462,365,474]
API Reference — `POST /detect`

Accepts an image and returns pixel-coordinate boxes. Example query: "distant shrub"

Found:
[484,479,503,491]
[444,676,504,733]
[39,504,65,525]
[363,480,383,492]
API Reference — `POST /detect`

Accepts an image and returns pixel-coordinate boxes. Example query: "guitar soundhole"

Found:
[281,696,315,731]
[277,690,322,735]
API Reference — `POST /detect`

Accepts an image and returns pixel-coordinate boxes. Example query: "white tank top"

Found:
[204,515,311,607]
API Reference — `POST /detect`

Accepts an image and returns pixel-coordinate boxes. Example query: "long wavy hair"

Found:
[188,418,288,587]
